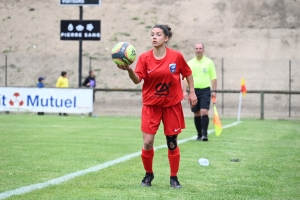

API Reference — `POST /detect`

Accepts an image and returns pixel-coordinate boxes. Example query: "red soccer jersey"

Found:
[135,48,192,107]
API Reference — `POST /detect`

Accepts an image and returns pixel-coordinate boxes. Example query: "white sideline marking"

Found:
[0,121,241,199]
[0,124,138,129]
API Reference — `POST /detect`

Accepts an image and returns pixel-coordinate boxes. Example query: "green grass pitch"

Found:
[0,113,299,199]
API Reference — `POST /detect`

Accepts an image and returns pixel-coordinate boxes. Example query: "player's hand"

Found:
[188,92,197,108]
[183,91,188,100]
[117,64,130,70]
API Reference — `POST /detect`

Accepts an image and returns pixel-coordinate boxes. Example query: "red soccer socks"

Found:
[168,147,180,177]
[141,148,154,173]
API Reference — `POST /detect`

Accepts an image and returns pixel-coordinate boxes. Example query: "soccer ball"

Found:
[111,42,136,65]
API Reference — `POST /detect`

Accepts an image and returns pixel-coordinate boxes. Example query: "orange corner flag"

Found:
[212,96,222,137]
[241,78,247,96]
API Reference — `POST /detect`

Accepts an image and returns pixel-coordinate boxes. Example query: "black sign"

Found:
[60,20,101,41]
[60,0,100,6]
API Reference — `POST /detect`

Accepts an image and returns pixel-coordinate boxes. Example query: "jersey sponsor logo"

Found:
[169,63,176,74]
[155,82,172,96]
[203,68,207,73]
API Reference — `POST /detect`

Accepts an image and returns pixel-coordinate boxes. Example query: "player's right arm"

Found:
[117,64,141,84]
[127,67,140,84]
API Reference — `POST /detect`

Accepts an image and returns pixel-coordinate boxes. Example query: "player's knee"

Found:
[143,140,154,150]
[166,135,177,150]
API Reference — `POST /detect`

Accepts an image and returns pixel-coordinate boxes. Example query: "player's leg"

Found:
[192,89,202,140]
[140,105,161,187]
[166,135,181,188]
[200,89,211,141]
[163,103,184,188]
[141,133,155,187]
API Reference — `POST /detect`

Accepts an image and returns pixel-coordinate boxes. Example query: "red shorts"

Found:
[141,102,185,135]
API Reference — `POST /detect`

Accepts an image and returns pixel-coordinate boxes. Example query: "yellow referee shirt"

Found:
[187,56,217,89]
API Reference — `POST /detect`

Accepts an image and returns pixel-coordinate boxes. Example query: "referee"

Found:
[183,42,217,141]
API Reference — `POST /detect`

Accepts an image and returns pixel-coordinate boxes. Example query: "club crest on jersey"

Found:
[169,63,176,74]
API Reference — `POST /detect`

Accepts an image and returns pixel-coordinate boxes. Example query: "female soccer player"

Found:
[117,24,197,188]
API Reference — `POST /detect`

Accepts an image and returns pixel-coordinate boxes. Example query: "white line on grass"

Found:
[0,121,241,199]
[0,124,138,129]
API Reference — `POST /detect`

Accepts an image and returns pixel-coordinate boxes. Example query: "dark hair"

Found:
[152,24,173,41]
[61,71,67,76]
[38,76,44,82]
[89,70,93,76]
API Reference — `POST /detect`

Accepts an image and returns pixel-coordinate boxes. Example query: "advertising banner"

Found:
[60,0,101,6]
[60,20,101,41]
[0,87,93,113]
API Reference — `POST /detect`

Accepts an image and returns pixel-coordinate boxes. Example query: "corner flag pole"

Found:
[237,91,242,121]
[238,78,247,122]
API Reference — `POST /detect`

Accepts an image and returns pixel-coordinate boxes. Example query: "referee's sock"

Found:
[201,115,209,138]
[194,116,202,137]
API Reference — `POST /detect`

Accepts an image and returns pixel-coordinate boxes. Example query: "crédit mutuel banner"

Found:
[0,87,93,113]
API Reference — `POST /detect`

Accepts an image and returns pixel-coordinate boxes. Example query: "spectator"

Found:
[82,70,96,117]
[56,71,69,116]
[83,70,96,101]
[37,76,45,115]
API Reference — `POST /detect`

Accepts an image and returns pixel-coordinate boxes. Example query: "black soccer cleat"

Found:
[141,172,154,187]
[201,136,208,141]
[170,176,182,188]
[196,136,202,141]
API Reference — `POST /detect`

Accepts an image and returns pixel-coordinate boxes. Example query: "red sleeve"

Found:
[179,53,192,79]
[134,53,147,82]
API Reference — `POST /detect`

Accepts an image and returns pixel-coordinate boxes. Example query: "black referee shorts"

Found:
[191,87,211,112]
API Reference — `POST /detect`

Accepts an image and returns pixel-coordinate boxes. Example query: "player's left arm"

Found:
[186,75,197,107]
[181,78,188,99]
